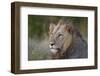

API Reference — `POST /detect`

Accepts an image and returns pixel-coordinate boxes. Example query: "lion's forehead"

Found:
[52,25,65,35]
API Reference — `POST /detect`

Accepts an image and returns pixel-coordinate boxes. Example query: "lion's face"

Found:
[49,20,73,54]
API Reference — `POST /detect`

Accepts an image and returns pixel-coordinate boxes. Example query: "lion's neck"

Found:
[51,35,87,59]
[64,36,87,59]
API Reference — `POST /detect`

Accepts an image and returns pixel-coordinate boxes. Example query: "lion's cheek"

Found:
[62,35,72,52]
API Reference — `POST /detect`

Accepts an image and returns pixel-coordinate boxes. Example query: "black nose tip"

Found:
[51,43,54,46]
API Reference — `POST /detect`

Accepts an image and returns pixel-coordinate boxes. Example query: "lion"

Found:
[48,18,88,59]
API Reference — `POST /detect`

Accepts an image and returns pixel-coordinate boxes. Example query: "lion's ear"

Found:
[66,26,74,34]
[49,23,55,31]
[58,19,65,26]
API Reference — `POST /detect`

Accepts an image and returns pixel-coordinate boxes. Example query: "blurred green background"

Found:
[28,15,88,60]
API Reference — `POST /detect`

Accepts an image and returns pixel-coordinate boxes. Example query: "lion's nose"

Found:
[50,42,55,46]
[51,43,54,46]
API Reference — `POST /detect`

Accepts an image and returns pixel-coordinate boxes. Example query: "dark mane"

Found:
[61,18,87,59]
[58,18,82,37]
[51,18,88,59]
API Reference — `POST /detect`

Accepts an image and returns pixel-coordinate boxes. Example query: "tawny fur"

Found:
[49,18,87,59]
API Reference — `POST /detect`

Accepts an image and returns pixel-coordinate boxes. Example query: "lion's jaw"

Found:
[49,42,60,54]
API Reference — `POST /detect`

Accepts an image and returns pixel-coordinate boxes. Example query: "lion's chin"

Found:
[50,49,58,54]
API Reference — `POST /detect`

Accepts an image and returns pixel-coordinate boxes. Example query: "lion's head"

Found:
[48,19,76,59]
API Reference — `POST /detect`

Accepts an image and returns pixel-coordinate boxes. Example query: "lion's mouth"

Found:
[50,47,61,50]
[50,48,61,54]
[56,48,61,51]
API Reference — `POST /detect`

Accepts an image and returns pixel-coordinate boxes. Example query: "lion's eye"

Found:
[58,34,63,37]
